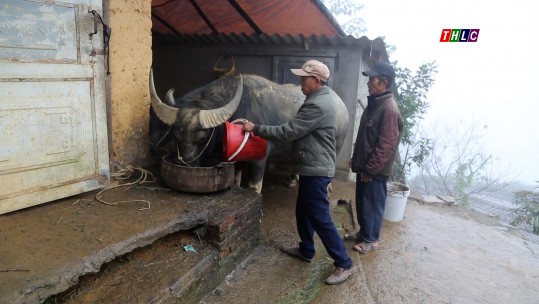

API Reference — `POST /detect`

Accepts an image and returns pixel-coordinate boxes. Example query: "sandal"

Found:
[344,232,359,241]
[353,242,379,254]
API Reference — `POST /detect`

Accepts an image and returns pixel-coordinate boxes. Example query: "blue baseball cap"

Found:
[362,62,395,79]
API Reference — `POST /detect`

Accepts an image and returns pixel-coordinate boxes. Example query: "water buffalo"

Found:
[149,70,349,193]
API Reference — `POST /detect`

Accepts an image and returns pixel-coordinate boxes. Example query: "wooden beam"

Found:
[227,0,262,34]
[151,12,181,35]
[189,0,218,34]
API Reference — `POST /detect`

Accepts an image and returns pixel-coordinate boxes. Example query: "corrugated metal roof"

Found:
[151,0,346,37]
[153,32,384,48]
[153,32,388,61]
[150,0,389,62]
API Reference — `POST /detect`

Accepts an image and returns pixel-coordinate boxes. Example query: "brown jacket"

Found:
[351,91,403,177]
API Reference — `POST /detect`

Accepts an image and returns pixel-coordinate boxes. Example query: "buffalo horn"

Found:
[149,69,179,126]
[165,88,176,106]
[198,74,243,129]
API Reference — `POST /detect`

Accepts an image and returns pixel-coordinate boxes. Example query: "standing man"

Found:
[348,62,403,254]
[242,60,354,285]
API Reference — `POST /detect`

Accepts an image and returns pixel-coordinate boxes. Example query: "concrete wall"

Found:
[349,54,370,182]
[152,44,364,180]
[107,0,153,167]
[330,48,362,180]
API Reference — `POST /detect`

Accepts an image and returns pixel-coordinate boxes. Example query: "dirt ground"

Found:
[0,166,259,304]
[200,170,539,304]
[2,167,539,303]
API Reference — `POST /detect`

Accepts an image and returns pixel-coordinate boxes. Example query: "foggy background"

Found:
[358,0,538,186]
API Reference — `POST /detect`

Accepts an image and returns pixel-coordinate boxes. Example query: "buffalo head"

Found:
[149,69,243,166]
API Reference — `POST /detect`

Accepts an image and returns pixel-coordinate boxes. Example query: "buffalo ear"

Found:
[149,69,179,126]
[198,74,243,129]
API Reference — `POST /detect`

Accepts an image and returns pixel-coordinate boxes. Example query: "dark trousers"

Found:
[296,176,352,268]
[355,175,388,243]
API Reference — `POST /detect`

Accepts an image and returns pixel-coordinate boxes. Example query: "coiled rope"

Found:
[95,165,166,211]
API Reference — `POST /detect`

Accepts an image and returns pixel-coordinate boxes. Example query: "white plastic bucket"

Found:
[383,182,410,222]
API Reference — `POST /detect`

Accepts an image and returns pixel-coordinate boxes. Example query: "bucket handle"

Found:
[227,119,250,161]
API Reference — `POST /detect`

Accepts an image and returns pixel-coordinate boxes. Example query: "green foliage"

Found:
[410,138,432,165]
[393,61,437,182]
[321,0,366,37]
[409,120,509,203]
[511,182,539,235]
[323,0,363,15]
[394,61,436,146]
[452,153,494,203]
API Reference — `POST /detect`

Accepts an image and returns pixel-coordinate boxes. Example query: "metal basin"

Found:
[160,154,235,193]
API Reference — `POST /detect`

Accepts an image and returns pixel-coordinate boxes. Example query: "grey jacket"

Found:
[253,86,337,177]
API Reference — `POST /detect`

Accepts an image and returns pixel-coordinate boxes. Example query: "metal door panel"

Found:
[0,0,78,61]
[0,0,109,214]
[0,63,93,78]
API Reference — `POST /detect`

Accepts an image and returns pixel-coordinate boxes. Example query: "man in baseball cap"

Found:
[362,62,396,80]
[291,59,330,82]
[243,59,355,285]
[348,60,403,255]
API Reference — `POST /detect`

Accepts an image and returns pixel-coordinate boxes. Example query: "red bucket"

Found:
[223,120,267,162]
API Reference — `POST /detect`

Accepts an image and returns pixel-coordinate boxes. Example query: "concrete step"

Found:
[0,183,262,304]
[49,231,220,303]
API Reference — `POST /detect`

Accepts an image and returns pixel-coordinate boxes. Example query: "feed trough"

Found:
[160,154,235,193]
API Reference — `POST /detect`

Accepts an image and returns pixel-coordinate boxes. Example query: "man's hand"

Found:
[243,121,255,132]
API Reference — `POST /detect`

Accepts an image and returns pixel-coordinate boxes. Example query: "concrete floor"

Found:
[2,169,539,303]
[200,172,539,304]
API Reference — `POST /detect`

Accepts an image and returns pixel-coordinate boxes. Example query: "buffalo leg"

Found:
[234,163,244,186]
[247,159,266,193]
[287,174,298,188]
